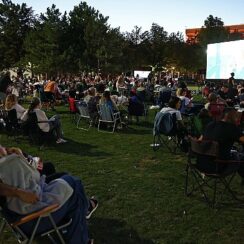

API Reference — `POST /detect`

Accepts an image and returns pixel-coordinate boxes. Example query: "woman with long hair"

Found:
[100,90,118,112]
[21,97,66,144]
[5,94,26,119]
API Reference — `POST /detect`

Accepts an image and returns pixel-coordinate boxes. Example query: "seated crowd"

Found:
[1,70,244,242]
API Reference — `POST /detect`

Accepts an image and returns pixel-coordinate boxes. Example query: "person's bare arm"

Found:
[239,135,244,144]
[0,181,39,204]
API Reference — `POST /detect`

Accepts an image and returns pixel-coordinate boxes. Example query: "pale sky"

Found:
[12,0,244,37]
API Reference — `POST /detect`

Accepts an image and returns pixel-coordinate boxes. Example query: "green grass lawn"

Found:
[1,101,244,244]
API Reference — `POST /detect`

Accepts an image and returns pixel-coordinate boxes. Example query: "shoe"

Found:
[86,198,98,220]
[56,138,67,144]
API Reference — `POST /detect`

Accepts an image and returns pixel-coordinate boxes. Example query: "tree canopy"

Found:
[0,2,242,76]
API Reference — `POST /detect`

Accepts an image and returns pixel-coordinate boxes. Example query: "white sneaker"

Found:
[56,138,67,144]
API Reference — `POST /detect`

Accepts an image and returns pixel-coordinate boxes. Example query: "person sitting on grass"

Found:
[21,97,67,144]
[0,145,98,244]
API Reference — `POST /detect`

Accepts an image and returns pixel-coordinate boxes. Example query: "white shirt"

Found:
[160,107,182,120]
[10,104,26,119]
[179,96,191,106]
[21,108,50,132]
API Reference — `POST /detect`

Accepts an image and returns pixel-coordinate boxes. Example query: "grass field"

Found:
[1,99,244,244]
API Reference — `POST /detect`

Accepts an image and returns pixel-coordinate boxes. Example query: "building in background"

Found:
[186,24,244,44]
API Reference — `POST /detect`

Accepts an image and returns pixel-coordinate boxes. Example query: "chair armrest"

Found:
[37,121,49,123]
[11,203,59,227]
[215,159,244,164]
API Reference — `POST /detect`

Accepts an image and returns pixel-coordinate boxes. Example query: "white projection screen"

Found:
[206,40,244,79]
[134,70,151,79]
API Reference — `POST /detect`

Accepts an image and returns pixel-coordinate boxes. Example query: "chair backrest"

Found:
[179,98,187,113]
[76,101,90,118]
[7,109,18,125]
[190,138,219,157]
[153,112,177,136]
[189,139,224,175]
[98,103,113,121]
[25,112,40,134]
[68,97,77,113]
[128,98,144,116]
[208,103,225,121]
[5,109,19,132]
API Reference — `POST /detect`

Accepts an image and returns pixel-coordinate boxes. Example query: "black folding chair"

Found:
[185,138,243,208]
[152,112,181,153]
[23,112,51,148]
[5,109,23,139]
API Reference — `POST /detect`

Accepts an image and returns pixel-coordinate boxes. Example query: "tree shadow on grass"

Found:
[52,138,111,157]
[89,217,154,244]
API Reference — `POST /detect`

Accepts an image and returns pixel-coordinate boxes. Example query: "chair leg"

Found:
[48,215,65,244]
[98,120,101,132]
[192,170,212,206]
[112,121,116,133]
[76,117,81,129]
[185,165,189,196]
[0,219,6,235]
[212,179,217,208]
[28,217,41,244]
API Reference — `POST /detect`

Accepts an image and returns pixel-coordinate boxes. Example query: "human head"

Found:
[208,93,217,103]
[5,94,17,110]
[103,90,111,100]
[28,97,41,113]
[168,96,181,109]
[221,84,229,93]
[222,107,239,124]
[176,88,186,97]
[88,87,96,96]
[230,72,235,78]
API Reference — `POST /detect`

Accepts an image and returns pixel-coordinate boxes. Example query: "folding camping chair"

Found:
[23,112,51,148]
[152,112,181,153]
[0,203,72,244]
[75,101,92,130]
[97,103,121,133]
[5,109,23,139]
[185,138,243,208]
